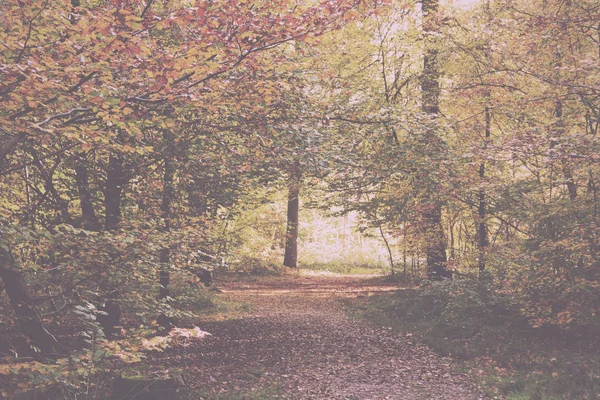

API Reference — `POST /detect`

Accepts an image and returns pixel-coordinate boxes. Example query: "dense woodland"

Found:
[1,0,600,398]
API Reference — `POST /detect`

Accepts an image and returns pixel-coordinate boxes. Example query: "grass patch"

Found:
[299,261,383,275]
[193,383,282,400]
[166,277,252,324]
[191,370,282,400]
[346,278,600,400]
[202,296,253,321]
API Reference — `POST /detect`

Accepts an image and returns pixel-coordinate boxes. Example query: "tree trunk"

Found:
[0,244,56,354]
[101,151,125,333]
[187,176,208,216]
[159,131,175,300]
[283,165,300,268]
[75,155,101,231]
[555,100,578,201]
[449,219,455,260]
[423,206,449,279]
[588,174,599,269]
[478,104,491,272]
[478,0,492,273]
[28,148,72,225]
[379,224,394,275]
[548,29,578,202]
[421,0,450,280]
[104,152,124,231]
[158,251,171,300]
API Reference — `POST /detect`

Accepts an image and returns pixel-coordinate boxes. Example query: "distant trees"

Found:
[314,0,600,330]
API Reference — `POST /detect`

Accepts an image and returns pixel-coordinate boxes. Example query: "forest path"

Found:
[158,273,485,399]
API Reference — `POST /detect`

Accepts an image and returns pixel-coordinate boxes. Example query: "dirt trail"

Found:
[159,273,485,399]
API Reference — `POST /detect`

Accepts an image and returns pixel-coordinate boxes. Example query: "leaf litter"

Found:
[148,273,487,399]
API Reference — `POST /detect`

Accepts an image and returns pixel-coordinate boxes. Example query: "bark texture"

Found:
[283,165,300,268]
[0,244,56,354]
[159,130,175,300]
[421,0,450,279]
[75,155,101,231]
[104,152,124,231]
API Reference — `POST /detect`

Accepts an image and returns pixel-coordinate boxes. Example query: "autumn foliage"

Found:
[1,0,600,397]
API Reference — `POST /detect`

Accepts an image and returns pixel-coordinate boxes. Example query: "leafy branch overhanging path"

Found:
[151,274,486,399]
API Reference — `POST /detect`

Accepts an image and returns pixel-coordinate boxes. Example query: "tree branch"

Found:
[32,271,103,303]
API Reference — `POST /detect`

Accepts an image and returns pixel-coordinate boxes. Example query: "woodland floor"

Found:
[148,272,487,399]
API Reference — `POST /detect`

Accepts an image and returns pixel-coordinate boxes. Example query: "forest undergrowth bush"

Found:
[349,275,600,399]
[0,224,221,398]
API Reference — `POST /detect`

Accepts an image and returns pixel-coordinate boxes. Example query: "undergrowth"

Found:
[347,277,600,400]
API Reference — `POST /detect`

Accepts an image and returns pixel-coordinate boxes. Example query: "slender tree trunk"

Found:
[379,224,394,275]
[101,151,125,334]
[75,155,101,231]
[457,221,463,256]
[555,100,578,200]
[159,130,175,300]
[158,254,171,301]
[478,0,492,273]
[24,165,33,227]
[283,164,300,268]
[478,104,491,272]
[551,39,577,201]
[29,149,72,225]
[588,174,599,269]
[449,219,455,260]
[421,0,450,280]
[0,245,56,354]
[188,176,208,216]
[104,152,124,231]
